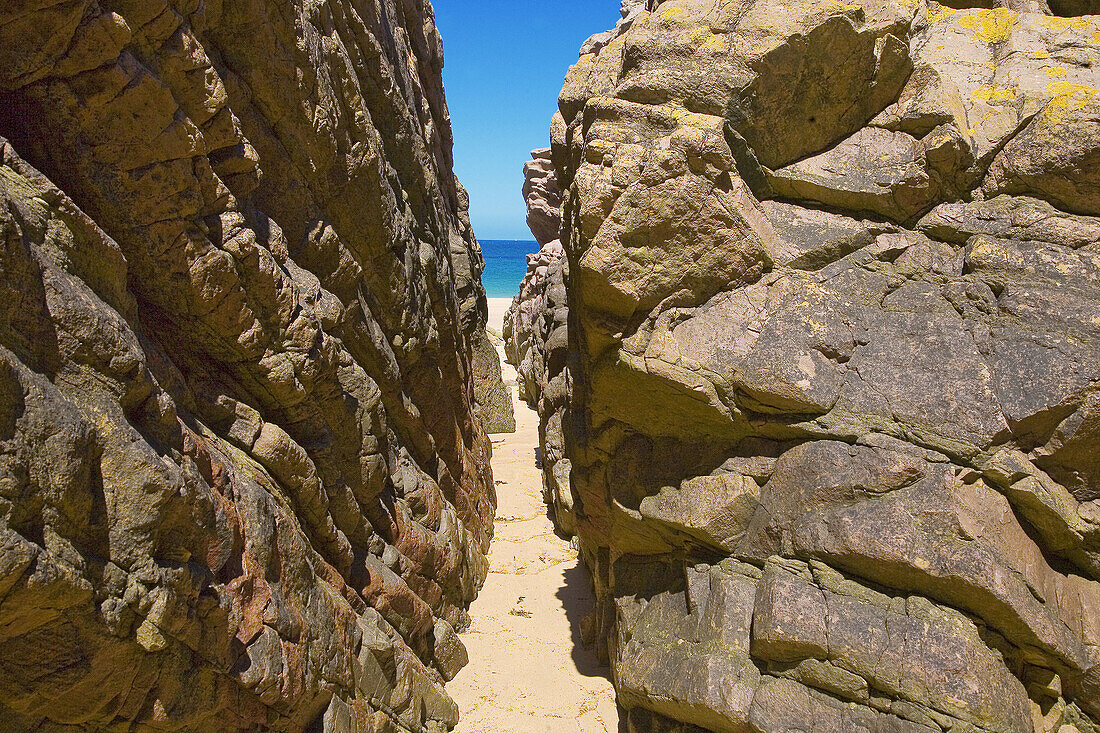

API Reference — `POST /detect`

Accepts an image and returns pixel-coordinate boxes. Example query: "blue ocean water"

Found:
[480,239,541,298]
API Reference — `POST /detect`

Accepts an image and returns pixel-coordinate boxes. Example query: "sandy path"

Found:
[448,300,619,733]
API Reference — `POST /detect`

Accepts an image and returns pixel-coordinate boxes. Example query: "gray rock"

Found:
[0,1,497,729]
[432,618,469,683]
[545,0,1100,730]
[768,127,942,224]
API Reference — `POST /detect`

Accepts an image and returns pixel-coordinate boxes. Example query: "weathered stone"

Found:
[760,200,891,270]
[540,0,1100,729]
[768,127,942,224]
[639,471,759,551]
[523,149,563,246]
[472,328,516,434]
[614,562,760,733]
[748,677,938,733]
[870,63,969,138]
[984,95,1100,215]
[730,16,913,169]
[506,143,575,532]
[0,0,498,728]
[918,195,1100,247]
[431,618,468,683]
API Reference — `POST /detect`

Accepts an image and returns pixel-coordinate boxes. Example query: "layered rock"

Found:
[506,149,574,532]
[504,244,572,534]
[552,0,1100,730]
[0,1,502,730]
[522,148,564,247]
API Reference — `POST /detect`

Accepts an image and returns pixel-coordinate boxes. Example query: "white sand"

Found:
[486,297,512,337]
[485,297,517,387]
[450,304,618,732]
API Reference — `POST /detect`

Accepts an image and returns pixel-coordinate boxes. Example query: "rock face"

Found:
[580,0,660,55]
[472,327,516,434]
[0,1,502,730]
[552,0,1100,730]
[522,148,564,246]
[506,150,574,532]
[504,241,572,534]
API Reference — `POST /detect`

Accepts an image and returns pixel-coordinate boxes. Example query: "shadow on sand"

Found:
[555,561,609,679]
[555,561,630,732]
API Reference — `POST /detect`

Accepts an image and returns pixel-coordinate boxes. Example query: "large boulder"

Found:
[0,1,498,730]
[472,328,516,434]
[550,0,1100,730]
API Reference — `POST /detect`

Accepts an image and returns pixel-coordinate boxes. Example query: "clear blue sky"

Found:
[433,1,621,241]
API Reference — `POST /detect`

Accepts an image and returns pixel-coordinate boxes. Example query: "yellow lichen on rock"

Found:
[689,26,727,50]
[540,0,1100,730]
[1038,15,1091,32]
[827,0,863,12]
[971,83,1019,101]
[1044,81,1098,121]
[671,107,711,126]
[958,7,1018,44]
[926,4,958,23]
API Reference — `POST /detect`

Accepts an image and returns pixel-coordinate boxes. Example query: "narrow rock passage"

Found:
[449,302,618,733]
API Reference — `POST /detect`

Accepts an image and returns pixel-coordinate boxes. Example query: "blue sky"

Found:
[433,1,622,240]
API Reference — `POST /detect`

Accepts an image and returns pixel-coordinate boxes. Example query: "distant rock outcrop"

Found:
[504,244,572,534]
[0,1,502,730]
[550,0,1100,730]
[523,148,564,246]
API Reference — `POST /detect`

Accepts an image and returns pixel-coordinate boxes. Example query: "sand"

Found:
[485,297,512,341]
[448,300,618,733]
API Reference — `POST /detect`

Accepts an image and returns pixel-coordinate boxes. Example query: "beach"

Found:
[486,297,513,340]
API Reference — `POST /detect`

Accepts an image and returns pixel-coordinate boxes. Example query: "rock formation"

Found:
[504,249,571,534]
[522,148,564,247]
[505,150,574,533]
[550,0,1100,730]
[580,0,660,55]
[471,327,516,434]
[0,0,504,730]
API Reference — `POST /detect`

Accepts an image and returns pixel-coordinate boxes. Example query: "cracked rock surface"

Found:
[542,0,1100,730]
[0,0,506,730]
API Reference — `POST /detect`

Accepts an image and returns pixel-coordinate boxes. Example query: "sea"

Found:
[480,239,541,298]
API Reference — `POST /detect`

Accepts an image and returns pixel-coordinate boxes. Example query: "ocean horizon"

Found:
[480,239,540,298]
